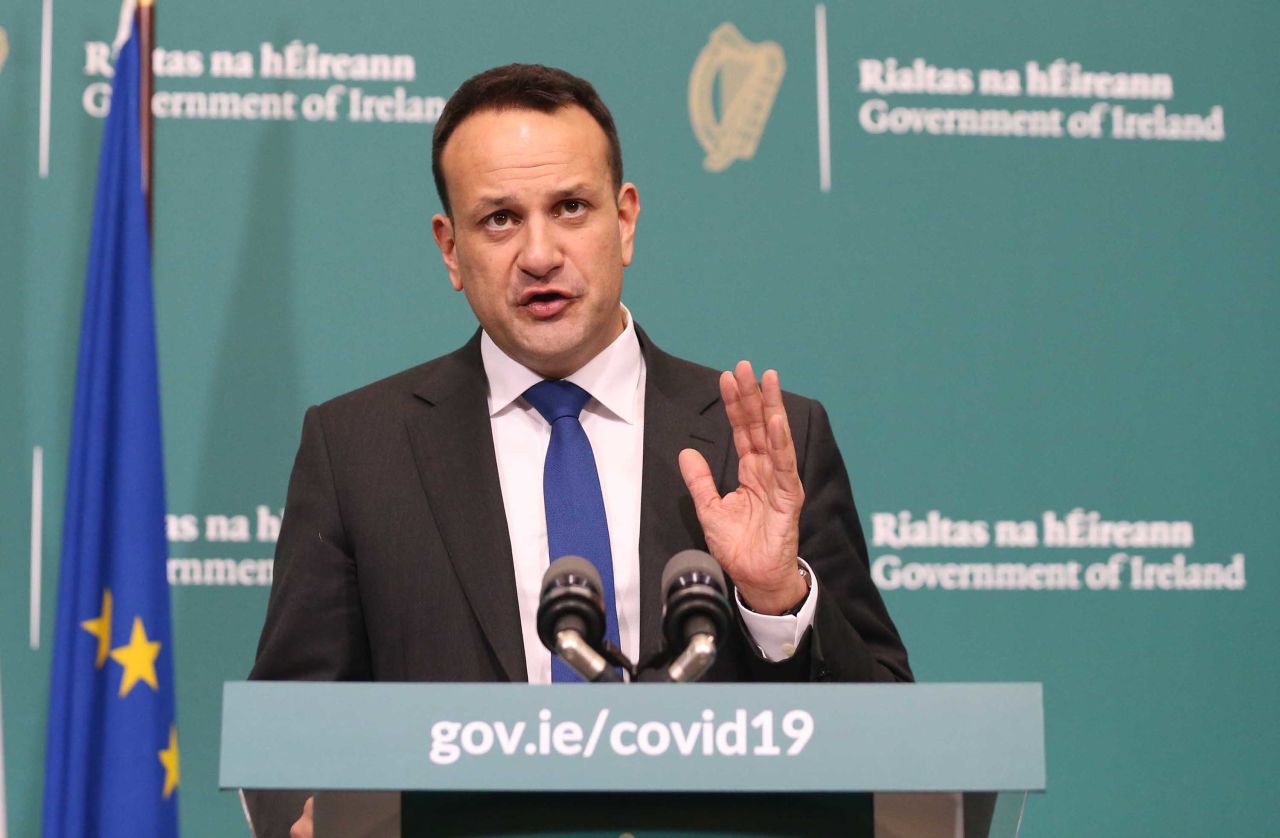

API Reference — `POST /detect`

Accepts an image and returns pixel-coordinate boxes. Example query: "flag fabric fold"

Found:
[41,8,179,837]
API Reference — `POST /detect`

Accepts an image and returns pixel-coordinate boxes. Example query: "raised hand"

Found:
[678,361,809,615]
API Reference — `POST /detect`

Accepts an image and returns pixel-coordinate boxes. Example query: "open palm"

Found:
[678,361,808,615]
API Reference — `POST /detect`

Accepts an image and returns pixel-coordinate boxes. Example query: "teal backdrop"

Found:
[1,1,1276,835]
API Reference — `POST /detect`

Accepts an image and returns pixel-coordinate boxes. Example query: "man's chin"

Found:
[508,333,589,378]
[502,312,622,378]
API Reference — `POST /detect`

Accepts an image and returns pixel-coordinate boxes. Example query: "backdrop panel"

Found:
[1,2,1275,835]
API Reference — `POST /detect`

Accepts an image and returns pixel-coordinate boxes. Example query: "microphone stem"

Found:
[555,629,621,682]
[666,632,717,683]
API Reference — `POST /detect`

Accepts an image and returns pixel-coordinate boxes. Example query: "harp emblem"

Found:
[688,23,786,172]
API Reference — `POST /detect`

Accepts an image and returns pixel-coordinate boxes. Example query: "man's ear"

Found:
[616,183,640,267]
[432,213,464,291]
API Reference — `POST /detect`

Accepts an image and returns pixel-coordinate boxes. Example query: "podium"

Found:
[220,682,1044,837]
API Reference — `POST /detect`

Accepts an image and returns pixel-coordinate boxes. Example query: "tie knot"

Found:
[523,379,592,423]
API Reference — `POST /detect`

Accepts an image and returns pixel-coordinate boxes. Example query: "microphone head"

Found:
[543,554,604,593]
[537,555,607,654]
[661,550,731,651]
[662,549,726,598]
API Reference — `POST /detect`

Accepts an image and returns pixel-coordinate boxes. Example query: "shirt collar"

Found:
[480,304,643,424]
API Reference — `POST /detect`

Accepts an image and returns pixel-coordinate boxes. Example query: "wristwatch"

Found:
[785,564,811,616]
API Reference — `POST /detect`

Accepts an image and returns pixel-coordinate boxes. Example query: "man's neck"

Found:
[480,305,643,421]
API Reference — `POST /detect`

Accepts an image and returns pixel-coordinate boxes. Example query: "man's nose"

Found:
[515,216,563,279]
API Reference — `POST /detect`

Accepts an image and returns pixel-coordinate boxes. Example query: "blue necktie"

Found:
[523,379,620,682]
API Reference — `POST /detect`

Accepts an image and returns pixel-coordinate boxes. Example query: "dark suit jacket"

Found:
[246,327,910,835]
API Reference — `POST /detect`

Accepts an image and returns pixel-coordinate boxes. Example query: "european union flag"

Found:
[41,9,179,837]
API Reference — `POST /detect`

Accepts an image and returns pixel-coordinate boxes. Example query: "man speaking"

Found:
[247,64,910,837]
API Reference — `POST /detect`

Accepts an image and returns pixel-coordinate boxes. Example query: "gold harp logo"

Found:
[0,27,10,74]
[689,23,786,173]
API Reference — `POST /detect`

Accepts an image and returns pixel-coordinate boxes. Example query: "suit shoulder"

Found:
[648,348,723,388]
[644,337,823,422]
[309,339,479,430]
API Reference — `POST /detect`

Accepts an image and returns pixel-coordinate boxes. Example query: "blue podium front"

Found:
[220,682,1045,836]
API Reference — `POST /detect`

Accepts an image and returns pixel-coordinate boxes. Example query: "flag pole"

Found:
[137,0,155,233]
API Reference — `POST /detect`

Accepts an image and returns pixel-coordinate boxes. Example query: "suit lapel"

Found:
[399,328,729,676]
[405,336,527,682]
[637,331,731,660]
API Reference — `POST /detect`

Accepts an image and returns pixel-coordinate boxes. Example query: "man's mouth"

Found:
[521,290,573,319]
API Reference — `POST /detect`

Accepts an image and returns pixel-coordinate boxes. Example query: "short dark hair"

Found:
[431,63,624,215]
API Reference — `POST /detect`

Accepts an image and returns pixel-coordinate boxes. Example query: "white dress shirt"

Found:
[481,306,816,683]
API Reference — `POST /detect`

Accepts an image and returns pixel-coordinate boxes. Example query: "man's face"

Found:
[432,105,640,379]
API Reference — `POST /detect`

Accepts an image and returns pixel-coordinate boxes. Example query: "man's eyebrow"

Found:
[472,194,514,210]
[550,183,595,199]
[467,184,600,215]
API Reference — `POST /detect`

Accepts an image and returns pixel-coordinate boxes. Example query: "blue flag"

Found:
[42,12,179,838]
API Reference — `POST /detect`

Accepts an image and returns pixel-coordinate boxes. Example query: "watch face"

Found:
[787,566,811,616]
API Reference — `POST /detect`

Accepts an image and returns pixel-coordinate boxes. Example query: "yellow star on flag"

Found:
[109,616,161,697]
[158,724,180,799]
[80,588,114,668]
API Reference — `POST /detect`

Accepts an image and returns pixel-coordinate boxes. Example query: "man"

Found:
[247,64,910,837]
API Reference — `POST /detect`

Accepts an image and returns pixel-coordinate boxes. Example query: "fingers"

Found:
[723,362,793,456]
[291,796,315,838]
[722,360,769,459]
[678,448,721,515]
[733,361,770,454]
[719,372,755,459]
[759,369,801,492]
[759,368,788,434]
[767,413,803,494]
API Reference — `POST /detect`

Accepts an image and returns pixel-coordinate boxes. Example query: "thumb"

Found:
[678,448,721,515]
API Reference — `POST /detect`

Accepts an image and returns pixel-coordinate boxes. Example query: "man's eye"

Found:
[485,211,515,229]
[560,200,586,216]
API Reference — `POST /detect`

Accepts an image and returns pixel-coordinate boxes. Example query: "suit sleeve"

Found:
[245,406,372,837]
[797,399,912,681]
[733,398,912,683]
[250,405,372,681]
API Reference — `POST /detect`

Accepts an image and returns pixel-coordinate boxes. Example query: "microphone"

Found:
[537,556,622,682]
[660,550,732,682]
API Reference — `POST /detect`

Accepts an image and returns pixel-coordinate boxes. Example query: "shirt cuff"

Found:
[734,558,819,661]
